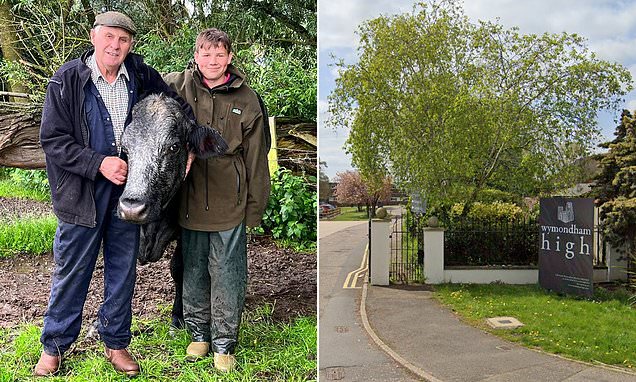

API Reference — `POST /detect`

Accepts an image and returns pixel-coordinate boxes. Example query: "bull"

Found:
[117,93,227,326]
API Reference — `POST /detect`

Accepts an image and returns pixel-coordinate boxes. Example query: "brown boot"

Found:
[104,347,140,377]
[185,341,210,362]
[213,352,237,372]
[33,351,61,376]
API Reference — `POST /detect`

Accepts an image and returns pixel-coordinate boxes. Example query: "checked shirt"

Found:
[86,53,129,154]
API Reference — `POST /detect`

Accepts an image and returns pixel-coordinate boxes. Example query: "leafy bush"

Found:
[6,169,50,197]
[260,168,316,252]
[476,188,520,204]
[134,24,197,74]
[450,201,524,223]
[235,46,317,121]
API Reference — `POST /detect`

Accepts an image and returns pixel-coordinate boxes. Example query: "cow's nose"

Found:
[118,198,148,222]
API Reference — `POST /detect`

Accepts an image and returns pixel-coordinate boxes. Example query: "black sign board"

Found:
[538,197,594,297]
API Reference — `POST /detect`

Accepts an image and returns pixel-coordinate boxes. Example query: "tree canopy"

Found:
[328,0,632,209]
[334,169,391,216]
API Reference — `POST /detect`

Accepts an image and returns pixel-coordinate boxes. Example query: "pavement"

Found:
[319,221,419,381]
[362,283,636,381]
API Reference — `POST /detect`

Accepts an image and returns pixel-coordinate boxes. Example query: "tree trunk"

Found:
[0,1,30,102]
[0,106,45,169]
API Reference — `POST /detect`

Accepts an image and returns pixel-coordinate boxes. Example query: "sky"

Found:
[318,0,636,179]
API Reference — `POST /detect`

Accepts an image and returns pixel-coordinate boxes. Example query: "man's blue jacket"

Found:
[40,49,194,227]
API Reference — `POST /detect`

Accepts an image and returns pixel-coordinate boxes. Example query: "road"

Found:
[318,219,417,381]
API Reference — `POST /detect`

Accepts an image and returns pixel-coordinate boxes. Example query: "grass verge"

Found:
[0,216,56,258]
[0,305,316,381]
[330,207,369,221]
[434,283,636,370]
[0,179,50,202]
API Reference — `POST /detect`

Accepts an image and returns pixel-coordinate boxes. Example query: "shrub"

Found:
[8,169,50,195]
[476,188,520,204]
[260,168,316,252]
[450,201,524,223]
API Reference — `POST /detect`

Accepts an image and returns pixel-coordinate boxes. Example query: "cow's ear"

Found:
[187,122,228,158]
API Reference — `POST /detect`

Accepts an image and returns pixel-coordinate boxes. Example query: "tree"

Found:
[318,160,331,202]
[0,0,92,168]
[592,110,636,277]
[329,0,632,212]
[334,170,391,216]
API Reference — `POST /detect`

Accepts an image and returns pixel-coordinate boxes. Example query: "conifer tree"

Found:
[593,110,636,278]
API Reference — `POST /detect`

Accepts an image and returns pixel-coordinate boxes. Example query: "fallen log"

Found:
[0,102,45,169]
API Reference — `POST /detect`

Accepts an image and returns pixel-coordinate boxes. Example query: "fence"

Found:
[444,217,539,267]
[319,207,341,220]
[444,215,609,268]
[389,212,425,283]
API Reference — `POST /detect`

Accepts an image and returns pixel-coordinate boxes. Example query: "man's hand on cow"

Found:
[100,156,128,185]
[185,152,195,179]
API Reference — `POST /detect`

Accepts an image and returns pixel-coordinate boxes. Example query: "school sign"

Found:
[538,197,594,297]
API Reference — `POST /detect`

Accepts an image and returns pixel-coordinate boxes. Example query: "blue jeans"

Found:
[40,179,140,356]
[181,223,247,354]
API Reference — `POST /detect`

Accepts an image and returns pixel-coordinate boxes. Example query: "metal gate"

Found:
[389,211,425,283]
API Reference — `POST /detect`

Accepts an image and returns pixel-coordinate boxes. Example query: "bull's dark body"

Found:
[117,94,227,326]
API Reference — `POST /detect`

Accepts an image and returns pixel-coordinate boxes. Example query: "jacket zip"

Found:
[233,160,241,205]
[79,65,96,226]
[205,160,209,211]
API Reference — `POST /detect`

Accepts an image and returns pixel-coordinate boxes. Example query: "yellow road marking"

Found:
[343,244,368,289]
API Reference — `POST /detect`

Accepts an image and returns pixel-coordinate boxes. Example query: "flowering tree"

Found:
[334,170,392,216]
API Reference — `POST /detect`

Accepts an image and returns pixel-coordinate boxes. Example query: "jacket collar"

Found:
[191,62,246,91]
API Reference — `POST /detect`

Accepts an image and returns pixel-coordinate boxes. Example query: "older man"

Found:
[36,11,193,377]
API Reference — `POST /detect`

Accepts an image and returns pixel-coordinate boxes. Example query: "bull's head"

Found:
[117,93,227,224]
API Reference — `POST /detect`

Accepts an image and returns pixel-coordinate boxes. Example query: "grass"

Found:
[0,305,316,381]
[0,216,57,258]
[0,179,50,202]
[434,283,636,369]
[330,207,370,221]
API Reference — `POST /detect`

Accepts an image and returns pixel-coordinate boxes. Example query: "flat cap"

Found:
[93,11,136,35]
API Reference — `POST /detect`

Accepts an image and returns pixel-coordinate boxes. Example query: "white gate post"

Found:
[424,227,445,284]
[370,218,391,285]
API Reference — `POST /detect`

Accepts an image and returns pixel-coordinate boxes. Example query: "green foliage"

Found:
[134,24,198,74]
[435,284,636,369]
[593,110,636,284]
[0,216,56,257]
[7,169,49,195]
[0,0,92,101]
[236,46,317,120]
[329,0,632,208]
[450,201,524,223]
[0,308,316,381]
[476,188,520,205]
[262,168,316,252]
